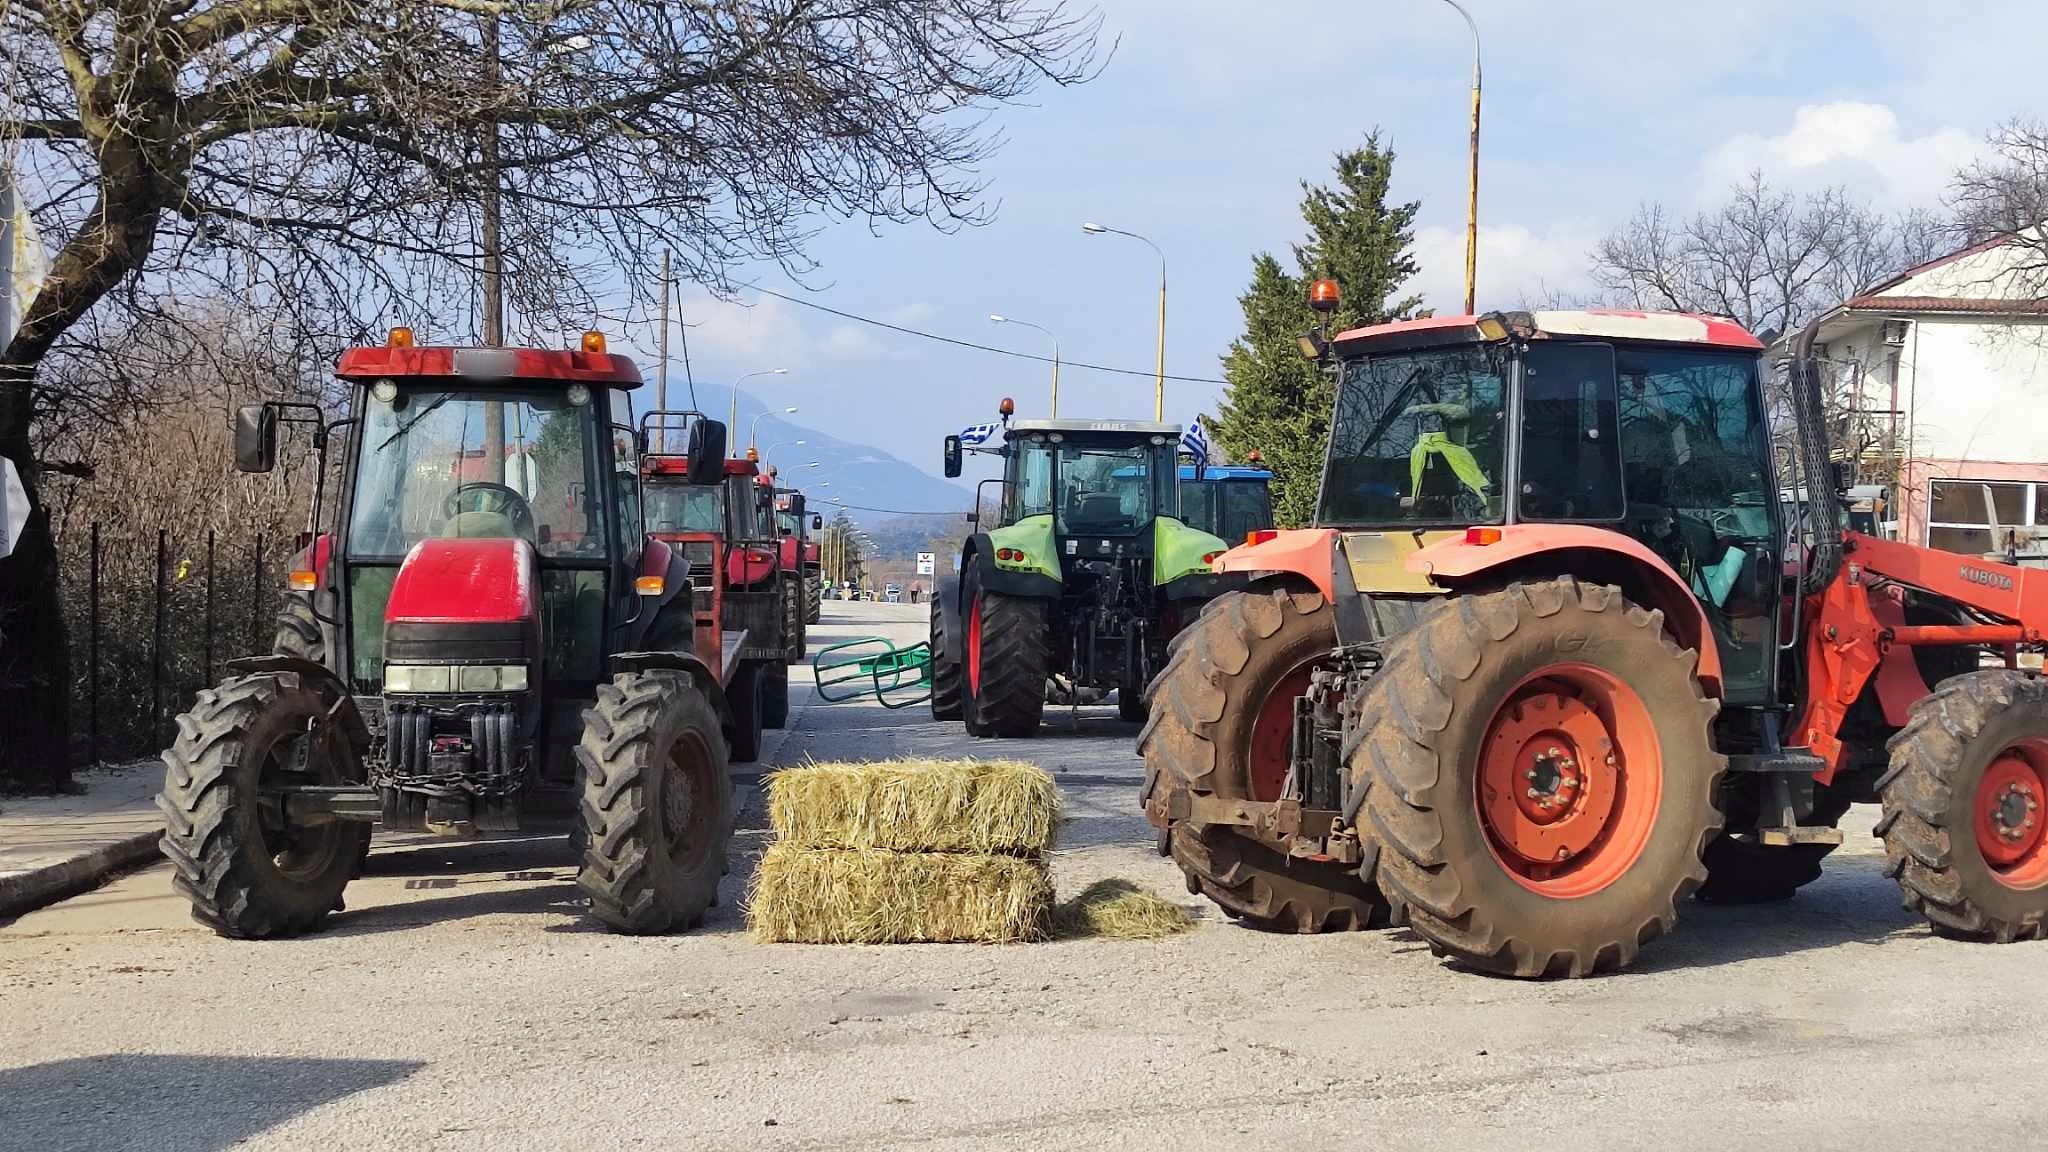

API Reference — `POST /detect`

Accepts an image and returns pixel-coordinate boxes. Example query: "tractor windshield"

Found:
[1319,345,1508,526]
[1011,435,1171,535]
[644,484,726,535]
[347,387,606,559]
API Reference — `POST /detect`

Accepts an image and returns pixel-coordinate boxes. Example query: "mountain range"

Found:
[723,390,975,520]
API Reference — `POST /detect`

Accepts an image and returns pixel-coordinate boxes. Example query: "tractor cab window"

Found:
[1617,348,1777,702]
[1009,436,1168,536]
[1517,343,1625,521]
[1182,479,1273,543]
[1319,345,1507,526]
[347,387,607,560]
[644,484,725,534]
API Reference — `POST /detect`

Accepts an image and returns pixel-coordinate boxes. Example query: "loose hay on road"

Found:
[749,845,1053,944]
[1054,879,1196,940]
[766,758,1060,855]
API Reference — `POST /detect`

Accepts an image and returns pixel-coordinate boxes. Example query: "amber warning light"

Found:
[581,330,607,354]
[1308,279,1342,314]
[387,326,415,348]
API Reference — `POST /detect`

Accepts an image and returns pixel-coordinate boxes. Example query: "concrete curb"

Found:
[0,828,163,923]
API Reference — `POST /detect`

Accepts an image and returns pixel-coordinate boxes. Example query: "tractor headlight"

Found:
[385,664,528,694]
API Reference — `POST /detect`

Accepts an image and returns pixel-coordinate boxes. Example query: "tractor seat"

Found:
[442,510,533,543]
[1072,493,1126,524]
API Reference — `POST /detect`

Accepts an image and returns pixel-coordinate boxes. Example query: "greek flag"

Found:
[958,421,999,447]
[1181,417,1211,462]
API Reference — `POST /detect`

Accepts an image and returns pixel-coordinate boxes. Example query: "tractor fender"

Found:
[934,573,964,650]
[1214,528,1342,602]
[964,533,1062,599]
[623,539,693,652]
[609,650,730,728]
[1406,525,1724,696]
[219,656,372,754]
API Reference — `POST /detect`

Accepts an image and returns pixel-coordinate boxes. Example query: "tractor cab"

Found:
[1177,462,1275,547]
[1300,309,1779,703]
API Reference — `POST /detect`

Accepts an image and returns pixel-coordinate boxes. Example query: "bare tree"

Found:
[1951,118,2048,297]
[1591,171,1950,339]
[0,0,1104,788]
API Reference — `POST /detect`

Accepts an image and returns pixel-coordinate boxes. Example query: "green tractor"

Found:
[928,404,1244,735]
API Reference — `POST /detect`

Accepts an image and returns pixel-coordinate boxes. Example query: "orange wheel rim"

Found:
[967,598,984,698]
[1476,665,1662,898]
[1248,664,1316,802]
[1975,741,2048,888]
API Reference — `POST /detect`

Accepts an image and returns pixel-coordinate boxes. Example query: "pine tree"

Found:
[1214,136,1424,526]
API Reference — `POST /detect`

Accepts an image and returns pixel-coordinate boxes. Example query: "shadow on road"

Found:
[0,1054,422,1152]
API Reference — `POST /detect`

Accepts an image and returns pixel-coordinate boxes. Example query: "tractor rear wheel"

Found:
[1140,587,1395,932]
[806,582,821,624]
[728,662,764,763]
[761,661,790,730]
[576,671,732,934]
[1362,578,1723,977]
[157,673,369,938]
[1879,669,2048,942]
[272,595,323,661]
[782,580,805,664]
[929,599,964,721]
[962,566,1047,738]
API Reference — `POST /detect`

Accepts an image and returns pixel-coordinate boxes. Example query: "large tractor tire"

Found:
[1878,669,2048,942]
[1361,578,1723,977]
[728,662,765,763]
[929,600,964,721]
[576,671,733,934]
[806,582,821,625]
[158,673,370,939]
[272,595,323,661]
[1694,784,1853,904]
[761,661,791,730]
[961,566,1047,738]
[782,580,805,665]
[1140,587,1396,933]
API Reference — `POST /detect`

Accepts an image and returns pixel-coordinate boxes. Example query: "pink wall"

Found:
[1895,457,2048,545]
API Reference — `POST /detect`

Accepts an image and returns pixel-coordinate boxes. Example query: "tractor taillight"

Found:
[1203,551,1223,565]
[1246,529,1279,546]
[288,569,318,592]
[636,575,665,597]
[1465,527,1503,546]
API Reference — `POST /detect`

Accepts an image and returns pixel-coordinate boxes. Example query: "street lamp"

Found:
[729,368,788,440]
[761,438,806,459]
[990,314,1061,417]
[750,406,798,451]
[1082,221,1166,420]
[1435,0,1482,315]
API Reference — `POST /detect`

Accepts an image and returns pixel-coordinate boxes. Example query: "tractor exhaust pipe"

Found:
[1789,316,1844,593]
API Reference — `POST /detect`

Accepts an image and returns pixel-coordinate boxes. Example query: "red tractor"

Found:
[776,486,825,625]
[639,412,800,752]
[1144,298,2048,976]
[160,332,746,938]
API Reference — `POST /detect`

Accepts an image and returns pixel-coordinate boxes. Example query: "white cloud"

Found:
[678,289,805,364]
[884,302,935,326]
[1703,102,1980,208]
[823,323,887,358]
[1412,221,1602,313]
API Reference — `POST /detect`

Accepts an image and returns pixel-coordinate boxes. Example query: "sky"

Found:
[606,0,2048,500]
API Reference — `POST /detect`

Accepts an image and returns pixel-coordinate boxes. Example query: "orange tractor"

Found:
[1143,300,2048,976]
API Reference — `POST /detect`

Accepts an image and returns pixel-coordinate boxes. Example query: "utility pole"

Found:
[656,248,671,414]
[479,14,507,482]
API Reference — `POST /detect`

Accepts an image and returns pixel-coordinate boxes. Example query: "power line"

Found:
[741,282,1229,385]
[822,500,971,518]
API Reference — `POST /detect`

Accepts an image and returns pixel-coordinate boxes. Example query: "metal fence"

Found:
[61,524,283,766]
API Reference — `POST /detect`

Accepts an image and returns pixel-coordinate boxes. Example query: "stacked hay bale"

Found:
[750,759,1059,943]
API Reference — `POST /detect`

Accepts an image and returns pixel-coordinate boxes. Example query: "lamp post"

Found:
[1082,222,1166,420]
[1436,0,1482,316]
[750,406,799,451]
[990,314,1061,417]
[729,369,788,440]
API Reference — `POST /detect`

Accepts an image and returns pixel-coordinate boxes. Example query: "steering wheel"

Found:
[441,482,538,540]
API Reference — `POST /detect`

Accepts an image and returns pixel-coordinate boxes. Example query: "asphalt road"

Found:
[5,600,2048,1151]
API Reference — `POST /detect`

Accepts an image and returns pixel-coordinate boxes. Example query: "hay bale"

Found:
[749,845,1053,944]
[766,759,1059,855]
[1054,879,1196,940]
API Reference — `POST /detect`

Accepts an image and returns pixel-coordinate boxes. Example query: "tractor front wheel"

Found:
[157,673,369,938]
[1362,578,1723,977]
[1140,587,1395,932]
[728,662,765,763]
[272,595,324,662]
[761,661,791,730]
[1879,669,2048,942]
[929,598,964,721]
[962,566,1047,738]
[576,671,733,934]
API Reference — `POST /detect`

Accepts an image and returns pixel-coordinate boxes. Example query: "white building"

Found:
[1788,237,2048,553]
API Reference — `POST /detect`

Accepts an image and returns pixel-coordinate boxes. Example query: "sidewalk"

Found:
[0,759,162,921]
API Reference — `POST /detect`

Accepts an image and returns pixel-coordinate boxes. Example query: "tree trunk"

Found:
[0,363,73,791]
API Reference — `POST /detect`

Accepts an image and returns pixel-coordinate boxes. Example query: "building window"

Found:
[1927,479,2043,556]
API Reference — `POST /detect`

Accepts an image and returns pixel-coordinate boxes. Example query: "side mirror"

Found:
[234,404,278,474]
[687,418,727,486]
[812,514,823,531]
[788,493,806,519]
[943,435,963,479]
[1829,461,1850,494]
